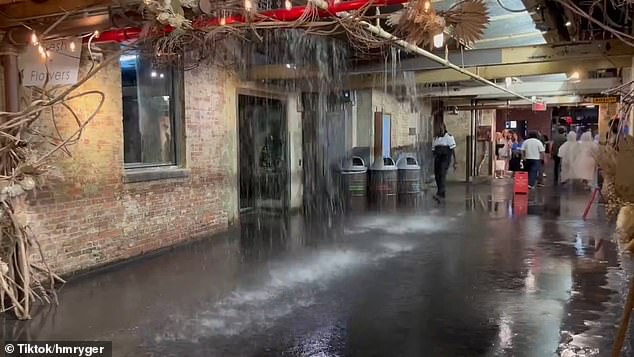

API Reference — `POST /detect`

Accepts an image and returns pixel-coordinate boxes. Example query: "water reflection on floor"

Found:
[1,181,632,356]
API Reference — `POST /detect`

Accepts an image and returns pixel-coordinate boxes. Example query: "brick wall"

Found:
[355,89,423,162]
[371,89,419,148]
[443,110,470,182]
[495,108,552,138]
[23,54,238,275]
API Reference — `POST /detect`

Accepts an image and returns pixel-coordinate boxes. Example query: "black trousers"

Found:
[553,156,561,184]
[434,146,452,198]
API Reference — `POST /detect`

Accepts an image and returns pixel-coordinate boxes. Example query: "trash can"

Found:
[369,157,397,209]
[396,155,421,205]
[340,156,368,211]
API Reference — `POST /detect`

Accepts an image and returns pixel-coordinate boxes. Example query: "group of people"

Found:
[495,130,530,178]
[552,127,599,188]
[432,124,599,201]
[494,127,598,189]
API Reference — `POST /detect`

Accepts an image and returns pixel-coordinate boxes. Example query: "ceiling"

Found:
[433,0,546,49]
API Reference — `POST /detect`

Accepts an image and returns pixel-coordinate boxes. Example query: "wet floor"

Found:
[2,180,633,356]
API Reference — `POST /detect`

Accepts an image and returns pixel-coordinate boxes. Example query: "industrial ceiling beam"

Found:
[417,56,631,83]
[345,55,632,88]
[408,77,619,99]
[357,21,537,102]
[350,40,634,74]
[0,0,112,24]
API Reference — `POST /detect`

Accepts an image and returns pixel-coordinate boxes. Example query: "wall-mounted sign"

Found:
[18,37,81,87]
[591,96,619,104]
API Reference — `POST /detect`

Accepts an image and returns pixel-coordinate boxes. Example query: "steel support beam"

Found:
[345,55,632,88]
[409,77,620,99]
[350,40,634,74]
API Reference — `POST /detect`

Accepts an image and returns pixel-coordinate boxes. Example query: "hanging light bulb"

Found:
[93,30,100,38]
[30,32,38,46]
[285,0,292,10]
[244,0,253,12]
[220,16,226,25]
[37,45,45,57]
[423,0,431,12]
[433,32,444,48]
[69,40,76,52]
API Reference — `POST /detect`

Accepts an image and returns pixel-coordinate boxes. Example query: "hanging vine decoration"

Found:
[0,46,124,319]
[597,81,634,251]
[387,0,490,47]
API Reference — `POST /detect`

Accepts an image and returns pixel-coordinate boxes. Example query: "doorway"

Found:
[238,94,289,212]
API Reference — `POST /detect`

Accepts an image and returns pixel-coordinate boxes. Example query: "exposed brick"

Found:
[23,56,238,275]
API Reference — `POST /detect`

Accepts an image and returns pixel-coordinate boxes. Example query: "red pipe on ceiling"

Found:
[92,0,407,43]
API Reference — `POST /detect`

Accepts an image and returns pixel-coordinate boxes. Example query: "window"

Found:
[120,53,182,167]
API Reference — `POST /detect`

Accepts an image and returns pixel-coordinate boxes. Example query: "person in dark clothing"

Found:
[551,127,567,185]
[432,125,456,201]
[508,131,523,175]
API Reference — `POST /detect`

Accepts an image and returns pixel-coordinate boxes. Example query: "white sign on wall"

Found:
[18,37,82,87]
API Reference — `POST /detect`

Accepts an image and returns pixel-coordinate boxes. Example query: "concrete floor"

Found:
[2,180,633,356]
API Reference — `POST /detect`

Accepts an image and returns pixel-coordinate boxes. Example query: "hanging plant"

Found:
[387,0,489,47]
[143,0,198,29]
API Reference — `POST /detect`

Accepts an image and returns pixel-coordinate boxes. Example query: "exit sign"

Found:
[591,96,619,104]
[532,101,547,112]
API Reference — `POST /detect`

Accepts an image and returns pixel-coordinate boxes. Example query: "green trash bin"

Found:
[340,156,368,211]
[396,155,421,205]
[369,157,397,210]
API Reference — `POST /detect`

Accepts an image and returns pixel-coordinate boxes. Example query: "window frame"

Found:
[121,54,185,171]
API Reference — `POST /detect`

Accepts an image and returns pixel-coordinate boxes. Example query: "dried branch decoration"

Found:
[596,81,634,251]
[0,47,123,319]
[143,0,199,29]
[388,0,489,47]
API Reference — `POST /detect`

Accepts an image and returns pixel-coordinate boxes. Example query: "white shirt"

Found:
[521,138,545,160]
[432,133,457,149]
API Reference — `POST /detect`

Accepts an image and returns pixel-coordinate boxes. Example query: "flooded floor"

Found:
[2,180,633,356]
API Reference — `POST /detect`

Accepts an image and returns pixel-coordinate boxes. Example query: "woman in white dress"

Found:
[495,131,510,178]
[575,131,598,188]
[558,131,578,184]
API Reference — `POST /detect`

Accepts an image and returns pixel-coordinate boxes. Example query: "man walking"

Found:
[521,131,546,189]
[433,124,457,201]
[551,126,567,185]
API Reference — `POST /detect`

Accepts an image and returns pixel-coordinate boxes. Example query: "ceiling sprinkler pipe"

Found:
[358,20,537,103]
[93,0,408,43]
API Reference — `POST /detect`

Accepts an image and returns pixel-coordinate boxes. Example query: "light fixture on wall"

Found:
[69,40,76,52]
[433,32,444,48]
[151,70,157,78]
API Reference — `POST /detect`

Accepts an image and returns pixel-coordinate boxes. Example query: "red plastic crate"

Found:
[513,194,528,216]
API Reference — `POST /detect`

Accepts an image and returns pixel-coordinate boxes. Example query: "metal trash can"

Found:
[396,155,421,205]
[369,157,397,209]
[340,156,368,211]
